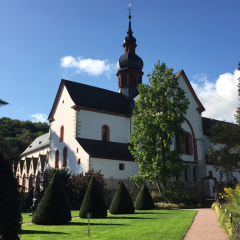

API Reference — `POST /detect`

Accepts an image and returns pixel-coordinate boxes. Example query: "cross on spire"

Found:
[128,4,132,18]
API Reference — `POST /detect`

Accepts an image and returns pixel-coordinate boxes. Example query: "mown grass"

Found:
[21,210,196,240]
[22,211,80,223]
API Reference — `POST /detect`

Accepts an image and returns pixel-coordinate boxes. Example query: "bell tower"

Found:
[117,8,144,101]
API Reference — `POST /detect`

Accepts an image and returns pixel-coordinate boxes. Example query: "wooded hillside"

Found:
[0,117,49,163]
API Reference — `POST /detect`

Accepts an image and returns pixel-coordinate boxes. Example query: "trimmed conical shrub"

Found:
[79,176,107,218]
[134,185,155,210]
[32,172,71,225]
[109,181,134,214]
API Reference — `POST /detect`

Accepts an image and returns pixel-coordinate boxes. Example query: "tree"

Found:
[0,151,22,240]
[66,169,107,209]
[79,176,107,218]
[129,61,189,193]
[109,181,134,214]
[32,172,71,225]
[235,62,240,124]
[0,99,8,107]
[208,62,240,173]
[134,185,155,210]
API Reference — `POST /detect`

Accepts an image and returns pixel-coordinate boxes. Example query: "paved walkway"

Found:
[183,208,229,240]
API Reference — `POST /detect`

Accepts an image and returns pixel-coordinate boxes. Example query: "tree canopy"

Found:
[129,61,189,193]
[208,62,240,173]
[0,117,48,162]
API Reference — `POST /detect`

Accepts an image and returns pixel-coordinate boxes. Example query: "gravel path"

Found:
[183,208,229,240]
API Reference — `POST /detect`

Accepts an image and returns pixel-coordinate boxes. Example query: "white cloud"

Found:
[191,69,240,123]
[60,56,115,78]
[30,113,48,123]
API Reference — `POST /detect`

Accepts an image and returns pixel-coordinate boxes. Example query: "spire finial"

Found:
[128,4,132,20]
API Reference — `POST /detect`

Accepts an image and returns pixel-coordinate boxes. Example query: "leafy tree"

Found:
[0,151,22,240]
[109,181,134,214]
[0,117,48,162]
[0,99,8,107]
[79,176,107,218]
[32,172,71,225]
[235,62,240,124]
[208,121,240,173]
[42,168,72,191]
[134,185,155,210]
[66,169,107,209]
[209,62,240,173]
[129,61,189,193]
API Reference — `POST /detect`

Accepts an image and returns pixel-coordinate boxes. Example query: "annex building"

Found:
[16,12,240,199]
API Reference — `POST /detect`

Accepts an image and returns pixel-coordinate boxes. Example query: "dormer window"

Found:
[29,145,32,148]
[39,141,42,144]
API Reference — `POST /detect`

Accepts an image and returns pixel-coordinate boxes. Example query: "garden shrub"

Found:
[79,176,107,218]
[109,181,134,214]
[0,151,22,240]
[32,172,71,225]
[154,202,179,209]
[134,185,154,210]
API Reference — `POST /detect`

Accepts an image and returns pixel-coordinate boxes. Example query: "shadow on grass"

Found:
[108,216,157,220]
[68,222,126,226]
[21,230,68,235]
[133,212,169,214]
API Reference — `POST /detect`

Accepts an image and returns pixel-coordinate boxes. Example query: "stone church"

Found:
[17,12,240,199]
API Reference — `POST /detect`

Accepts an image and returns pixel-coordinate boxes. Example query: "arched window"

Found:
[29,174,33,191]
[122,75,127,86]
[102,125,110,142]
[185,166,188,181]
[193,167,196,182]
[22,173,26,192]
[78,158,81,165]
[62,147,67,167]
[55,149,59,168]
[36,172,41,189]
[60,126,64,142]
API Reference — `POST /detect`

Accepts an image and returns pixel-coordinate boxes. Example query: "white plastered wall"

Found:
[77,110,130,143]
[50,85,90,175]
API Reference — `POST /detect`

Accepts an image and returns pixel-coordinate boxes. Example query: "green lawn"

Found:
[21,210,196,240]
[22,211,80,223]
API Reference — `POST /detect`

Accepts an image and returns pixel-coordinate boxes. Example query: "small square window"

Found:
[119,163,124,170]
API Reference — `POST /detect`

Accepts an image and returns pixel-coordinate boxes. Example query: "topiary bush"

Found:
[0,151,22,240]
[32,172,71,225]
[134,185,155,210]
[109,181,134,214]
[79,176,107,218]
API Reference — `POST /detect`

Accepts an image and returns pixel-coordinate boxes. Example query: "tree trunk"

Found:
[156,180,161,194]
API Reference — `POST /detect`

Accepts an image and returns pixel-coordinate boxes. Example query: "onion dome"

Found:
[117,52,143,71]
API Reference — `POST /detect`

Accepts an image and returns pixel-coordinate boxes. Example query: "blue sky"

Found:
[1,0,240,123]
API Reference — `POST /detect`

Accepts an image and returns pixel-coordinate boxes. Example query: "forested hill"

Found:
[0,117,49,163]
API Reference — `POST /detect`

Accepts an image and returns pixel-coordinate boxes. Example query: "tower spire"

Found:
[116,6,144,100]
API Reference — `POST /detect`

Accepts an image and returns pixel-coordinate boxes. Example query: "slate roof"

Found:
[21,133,50,156]
[202,117,235,137]
[63,80,131,115]
[76,138,134,161]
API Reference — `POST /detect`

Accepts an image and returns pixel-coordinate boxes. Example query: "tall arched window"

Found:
[29,174,33,191]
[185,166,188,181]
[193,167,196,182]
[22,173,26,192]
[102,125,110,142]
[60,125,64,142]
[62,147,67,167]
[55,149,59,168]
[36,172,41,189]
